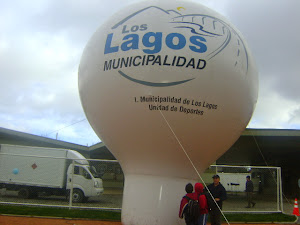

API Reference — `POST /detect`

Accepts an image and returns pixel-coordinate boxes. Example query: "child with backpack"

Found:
[194,183,209,225]
[179,183,199,225]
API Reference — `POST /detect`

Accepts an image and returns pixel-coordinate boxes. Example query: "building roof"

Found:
[218,128,300,170]
[242,128,300,137]
[0,127,88,152]
[1,126,300,163]
[0,127,115,159]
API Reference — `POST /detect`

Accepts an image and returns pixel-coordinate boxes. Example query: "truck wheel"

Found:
[72,189,84,203]
[18,188,30,199]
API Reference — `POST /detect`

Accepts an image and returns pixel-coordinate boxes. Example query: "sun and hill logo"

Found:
[102,6,248,87]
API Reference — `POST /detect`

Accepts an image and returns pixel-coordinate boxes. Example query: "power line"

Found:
[46,118,87,136]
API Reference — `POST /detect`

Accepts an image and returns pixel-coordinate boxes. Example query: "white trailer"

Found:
[0,144,104,202]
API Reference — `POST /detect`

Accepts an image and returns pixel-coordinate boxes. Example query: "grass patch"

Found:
[223,213,296,222]
[0,204,296,223]
[0,204,121,221]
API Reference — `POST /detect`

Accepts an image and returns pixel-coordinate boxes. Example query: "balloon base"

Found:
[121,174,197,225]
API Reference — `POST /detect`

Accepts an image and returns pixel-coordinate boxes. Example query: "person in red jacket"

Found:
[194,182,209,225]
[179,183,197,225]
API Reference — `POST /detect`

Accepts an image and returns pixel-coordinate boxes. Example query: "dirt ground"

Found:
[0,215,297,225]
[0,215,122,225]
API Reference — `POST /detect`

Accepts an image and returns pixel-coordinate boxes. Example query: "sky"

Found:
[0,0,299,146]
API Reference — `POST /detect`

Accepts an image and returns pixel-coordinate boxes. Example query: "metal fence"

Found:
[202,165,283,213]
[0,152,293,214]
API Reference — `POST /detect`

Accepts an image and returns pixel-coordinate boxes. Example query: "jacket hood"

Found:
[194,183,204,194]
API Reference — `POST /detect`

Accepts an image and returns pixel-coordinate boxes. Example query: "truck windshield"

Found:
[74,166,92,179]
[88,166,100,178]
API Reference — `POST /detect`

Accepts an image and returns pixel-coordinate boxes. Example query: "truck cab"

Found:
[66,150,104,203]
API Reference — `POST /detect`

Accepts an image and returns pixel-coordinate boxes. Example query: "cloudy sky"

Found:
[0,0,299,146]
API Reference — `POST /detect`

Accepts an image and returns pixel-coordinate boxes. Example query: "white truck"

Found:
[0,144,104,203]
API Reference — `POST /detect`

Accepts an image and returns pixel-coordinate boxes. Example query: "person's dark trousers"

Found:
[198,214,208,225]
[247,192,255,207]
[209,209,222,225]
[186,222,196,225]
[185,218,197,225]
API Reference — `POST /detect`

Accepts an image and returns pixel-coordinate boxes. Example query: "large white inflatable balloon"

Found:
[79,0,258,224]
